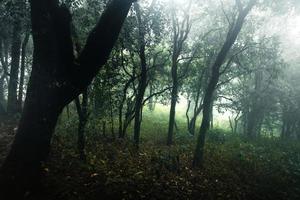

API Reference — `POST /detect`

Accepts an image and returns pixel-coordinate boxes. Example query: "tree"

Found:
[0,0,135,198]
[17,31,30,112]
[167,1,192,145]
[193,0,256,167]
[133,2,148,146]
[7,0,23,114]
[75,89,89,161]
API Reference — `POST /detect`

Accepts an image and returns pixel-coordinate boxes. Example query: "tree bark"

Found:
[167,7,191,145]
[17,32,30,112]
[167,70,178,145]
[75,89,88,161]
[193,0,255,167]
[0,0,134,198]
[7,18,22,114]
[133,2,148,146]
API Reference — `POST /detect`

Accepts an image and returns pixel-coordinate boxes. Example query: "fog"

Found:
[1,0,300,199]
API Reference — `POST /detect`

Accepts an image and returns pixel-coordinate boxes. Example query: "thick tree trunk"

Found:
[7,19,22,114]
[133,2,147,146]
[17,32,30,112]
[0,0,134,198]
[0,67,64,197]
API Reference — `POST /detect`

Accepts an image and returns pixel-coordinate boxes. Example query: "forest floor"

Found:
[0,117,16,167]
[1,117,300,200]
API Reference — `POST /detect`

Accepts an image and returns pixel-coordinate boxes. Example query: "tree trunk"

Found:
[0,102,5,115]
[193,0,255,167]
[103,120,106,137]
[210,102,214,129]
[0,75,5,109]
[188,103,203,136]
[186,99,191,132]
[193,81,215,167]
[118,76,135,138]
[17,32,30,112]
[133,2,147,146]
[7,19,22,114]
[75,89,88,161]
[0,0,134,197]
[167,70,178,145]
[167,5,191,145]
[109,89,115,138]
[0,39,6,108]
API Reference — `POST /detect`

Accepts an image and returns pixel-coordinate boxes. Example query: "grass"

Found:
[48,105,300,199]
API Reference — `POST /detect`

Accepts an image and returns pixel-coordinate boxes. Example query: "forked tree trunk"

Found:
[0,0,134,198]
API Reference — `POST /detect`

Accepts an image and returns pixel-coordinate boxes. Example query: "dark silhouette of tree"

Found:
[0,0,135,198]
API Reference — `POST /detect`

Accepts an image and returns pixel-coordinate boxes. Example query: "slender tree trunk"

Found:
[167,5,191,145]
[75,89,88,161]
[167,69,178,145]
[7,19,22,114]
[246,70,264,138]
[193,0,255,167]
[133,2,147,146]
[0,0,134,198]
[0,75,5,114]
[0,39,6,108]
[193,81,216,167]
[0,75,5,111]
[188,103,203,136]
[17,32,30,112]
[109,89,115,138]
[118,76,135,138]
[102,120,106,137]
[210,102,214,129]
[186,99,191,131]
[118,101,124,137]
[148,83,155,111]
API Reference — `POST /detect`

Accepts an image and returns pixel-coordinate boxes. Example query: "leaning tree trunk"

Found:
[193,79,216,167]
[193,0,255,168]
[0,0,134,198]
